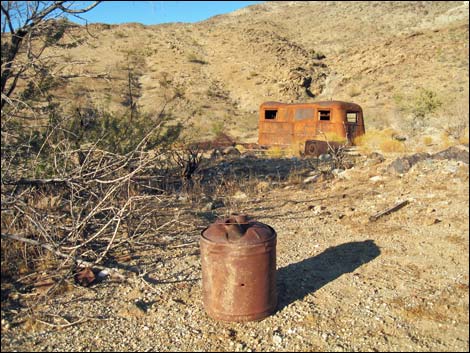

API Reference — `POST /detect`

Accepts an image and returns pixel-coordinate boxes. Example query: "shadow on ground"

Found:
[277,240,380,311]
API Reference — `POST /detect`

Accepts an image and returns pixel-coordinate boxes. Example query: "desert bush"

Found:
[1,107,190,290]
[266,145,284,158]
[355,128,406,153]
[423,136,433,146]
[264,144,302,158]
[458,127,469,144]
[393,88,443,132]
[318,131,348,144]
[439,131,455,149]
[379,139,406,153]
[347,85,362,98]
[411,88,442,119]
[211,121,225,137]
[67,109,183,155]
[310,49,326,60]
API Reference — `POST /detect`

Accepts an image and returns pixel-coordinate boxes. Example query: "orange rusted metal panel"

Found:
[258,100,365,154]
[200,215,277,322]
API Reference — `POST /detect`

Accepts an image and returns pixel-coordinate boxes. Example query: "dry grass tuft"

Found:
[354,128,405,153]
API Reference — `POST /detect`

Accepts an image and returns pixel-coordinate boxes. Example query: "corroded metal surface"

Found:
[200,215,277,322]
[258,100,366,155]
[304,140,343,156]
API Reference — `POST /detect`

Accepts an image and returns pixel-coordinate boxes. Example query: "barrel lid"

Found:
[201,214,276,245]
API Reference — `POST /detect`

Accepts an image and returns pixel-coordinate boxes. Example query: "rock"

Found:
[319,153,332,162]
[177,194,189,202]
[388,152,430,174]
[432,145,469,164]
[426,218,442,225]
[210,149,222,159]
[118,302,146,319]
[232,191,248,200]
[303,174,320,184]
[202,199,224,211]
[331,168,345,176]
[272,334,283,345]
[308,205,326,215]
[223,146,241,157]
[332,168,352,180]
[406,152,431,166]
[388,157,411,174]
[369,175,383,183]
[366,152,385,166]
[393,134,407,141]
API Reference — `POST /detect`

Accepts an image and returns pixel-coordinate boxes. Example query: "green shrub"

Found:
[394,88,442,118]
[411,88,442,118]
[68,109,183,155]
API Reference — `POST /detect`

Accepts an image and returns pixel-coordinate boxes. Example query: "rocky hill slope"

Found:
[43,1,469,141]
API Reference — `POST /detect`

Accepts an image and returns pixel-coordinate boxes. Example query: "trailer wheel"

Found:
[305,143,316,156]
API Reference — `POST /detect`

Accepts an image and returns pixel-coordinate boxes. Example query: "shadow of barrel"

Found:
[277,240,381,311]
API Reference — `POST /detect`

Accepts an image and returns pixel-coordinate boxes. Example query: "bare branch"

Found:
[1,233,126,280]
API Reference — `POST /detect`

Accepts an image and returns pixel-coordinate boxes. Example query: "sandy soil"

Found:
[1,150,469,352]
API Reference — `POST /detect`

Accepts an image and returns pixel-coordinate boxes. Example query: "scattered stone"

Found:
[210,148,223,160]
[388,157,411,175]
[308,205,326,215]
[272,334,283,345]
[432,145,469,164]
[319,153,332,162]
[118,302,146,319]
[232,191,248,200]
[303,174,320,184]
[393,134,407,141]
[366,152,385,166]
[427,218,442,225]
[223,146,241,157]
[331,168,346,177]
[369,175,383,183]
[202,199,225,211]
[388,152,431,174]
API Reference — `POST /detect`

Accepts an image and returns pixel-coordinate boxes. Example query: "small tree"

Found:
[1,1,101,108]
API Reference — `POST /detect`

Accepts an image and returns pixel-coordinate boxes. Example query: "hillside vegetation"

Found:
[28,1,469,143]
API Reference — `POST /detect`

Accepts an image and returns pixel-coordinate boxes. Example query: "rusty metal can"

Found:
[200,214,277,322]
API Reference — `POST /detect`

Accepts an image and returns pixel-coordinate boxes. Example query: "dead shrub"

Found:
[379,139,406,153]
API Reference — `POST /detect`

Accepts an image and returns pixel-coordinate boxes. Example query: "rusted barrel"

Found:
[200,214,277,322]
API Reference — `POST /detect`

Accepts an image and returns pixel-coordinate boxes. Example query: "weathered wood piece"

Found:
[369,200,410,222]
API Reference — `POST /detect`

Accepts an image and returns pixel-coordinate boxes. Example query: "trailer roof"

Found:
[260,100,362,110]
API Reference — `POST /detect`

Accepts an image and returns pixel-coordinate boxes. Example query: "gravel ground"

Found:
[1,153,469,352]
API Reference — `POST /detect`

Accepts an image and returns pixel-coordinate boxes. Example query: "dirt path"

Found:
[1,154,468,352]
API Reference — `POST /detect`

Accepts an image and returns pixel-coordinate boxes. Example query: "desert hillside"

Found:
[1,2,469,352]
[39,1,468,142]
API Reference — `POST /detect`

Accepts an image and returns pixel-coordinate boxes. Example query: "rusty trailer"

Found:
[258,100,366,156]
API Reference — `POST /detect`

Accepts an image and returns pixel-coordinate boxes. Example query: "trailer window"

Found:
[265,109,277,120]
[295,108,314,121]
[347,112,358,123]
[318,110,330,121]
